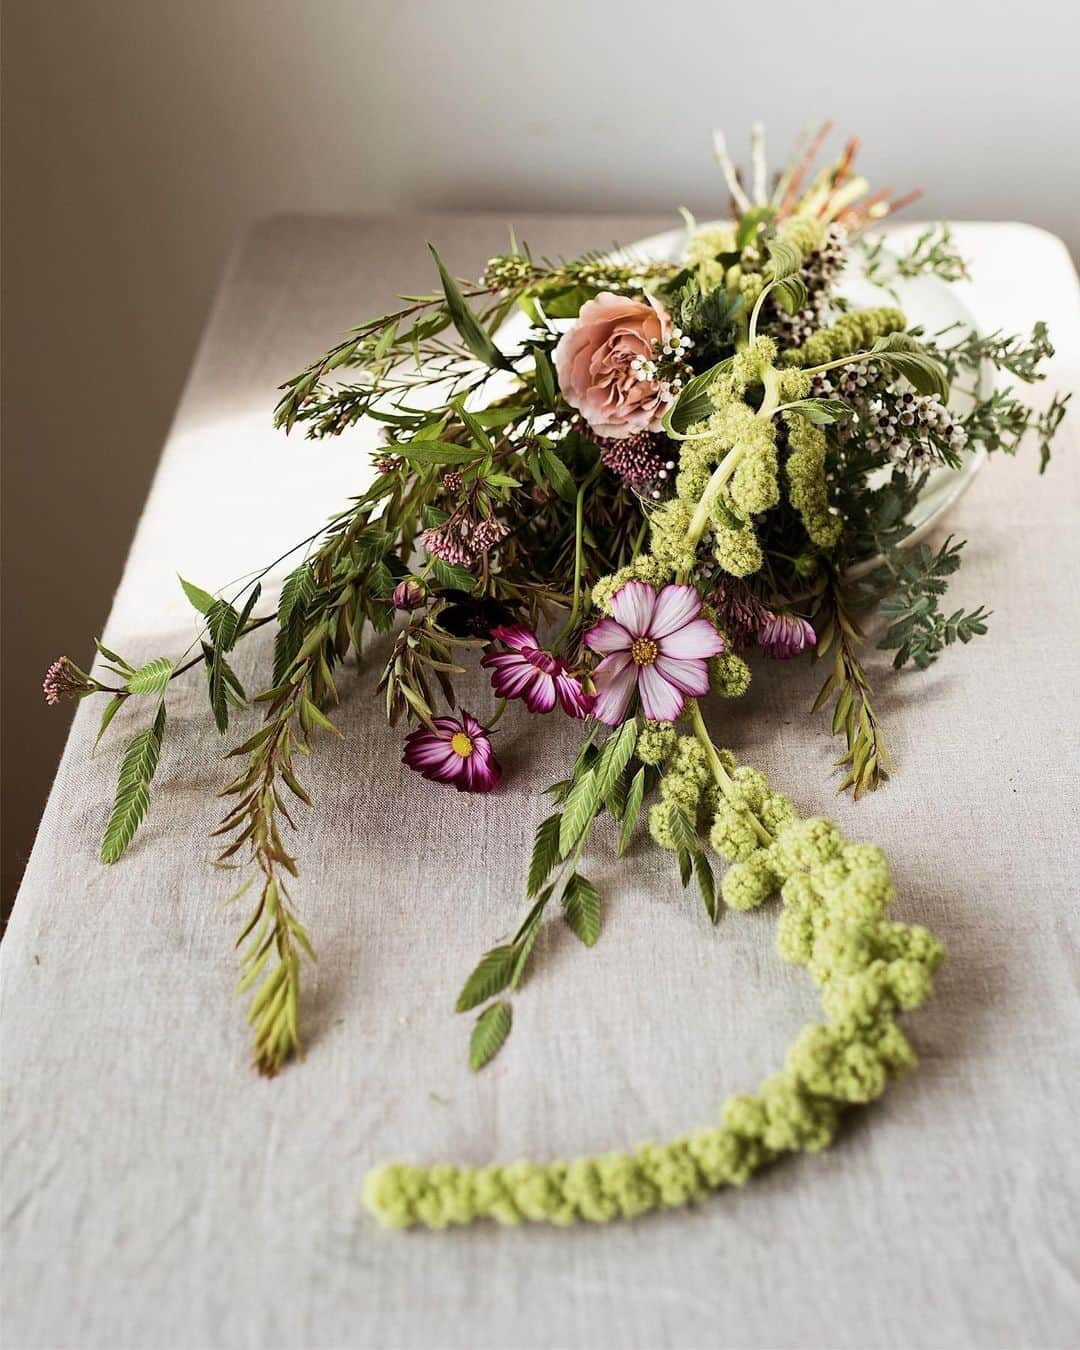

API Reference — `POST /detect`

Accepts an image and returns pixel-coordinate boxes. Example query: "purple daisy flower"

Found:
[481,625,594,718]
[402,711,501,793]
[759,612,817,660]
[584,581,725,725]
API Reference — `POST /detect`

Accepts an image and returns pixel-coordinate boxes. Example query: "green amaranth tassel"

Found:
[364,809,945,1230]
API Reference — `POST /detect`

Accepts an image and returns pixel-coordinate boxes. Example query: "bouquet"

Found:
[48,125,1067,1227]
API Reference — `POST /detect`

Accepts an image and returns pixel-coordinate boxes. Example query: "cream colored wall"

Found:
[3,0,1077,915]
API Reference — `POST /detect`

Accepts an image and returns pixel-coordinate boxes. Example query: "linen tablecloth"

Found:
[3,215,1078,1350]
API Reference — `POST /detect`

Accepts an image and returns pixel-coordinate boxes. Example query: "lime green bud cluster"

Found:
[591,555,673,615]
[686,223,736,267]
[783,306,906,369]
[777,369,812,401]
[731,336,777,392]
[634,721,677,767]
[774,214,826,268]
[648,736,714,848]
[709,650,751,698]
[784,412,842,550]
[365,756,945,1230]
[712,517,763,577]
[687,224,737,289]
[738,271,765,311]
[648,498,699,573]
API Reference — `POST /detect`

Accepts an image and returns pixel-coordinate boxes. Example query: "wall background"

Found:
[3,0,1078,917]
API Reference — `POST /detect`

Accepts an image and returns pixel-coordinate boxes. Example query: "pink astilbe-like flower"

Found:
[584,582,725,725]
[42,656,91,705]
[481,626,594,718]
[402,711,501,793]
[759,612,817,660]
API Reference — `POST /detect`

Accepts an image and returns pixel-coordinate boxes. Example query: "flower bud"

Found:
[393,579,425,611]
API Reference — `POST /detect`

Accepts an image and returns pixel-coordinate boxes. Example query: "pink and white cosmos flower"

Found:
[481,626,594,718]
[401,711,501,793]
[584,582,725,725]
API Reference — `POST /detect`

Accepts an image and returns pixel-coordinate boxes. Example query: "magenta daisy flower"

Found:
[759,612,817,660]
[401,711,501,793]
[481,626,594,718]
[584,582,725,725]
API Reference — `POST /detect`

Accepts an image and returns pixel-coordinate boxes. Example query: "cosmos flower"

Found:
[584,582,725,725]
[481,626,594,718]
[401,711,501,793]
[758,612,817,660]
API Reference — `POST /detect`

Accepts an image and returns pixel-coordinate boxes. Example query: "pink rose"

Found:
[553,291,674,440]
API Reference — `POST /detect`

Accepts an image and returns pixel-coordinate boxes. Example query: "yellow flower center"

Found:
[450,731,474,758]
[631,637,659,666]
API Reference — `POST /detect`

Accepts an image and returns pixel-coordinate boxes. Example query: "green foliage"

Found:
[429,245,511,371]
[561,872,601,946]
[124,657,173,696]
[101,702,166,863]
[456,945,517,1012]
[868,333,950,402]
[875,538,990,669]
[469,1001,512,1070]
[527,812,563,897]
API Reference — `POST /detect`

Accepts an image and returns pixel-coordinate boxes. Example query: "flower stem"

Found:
[687,698,773,846]
[555,461,602,647]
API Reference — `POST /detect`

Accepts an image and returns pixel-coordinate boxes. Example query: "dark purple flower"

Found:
[402,711,501,793]
[584,582,725,725]
[393,579,425,611]
[481,626,594,718]
[758,612,817,660]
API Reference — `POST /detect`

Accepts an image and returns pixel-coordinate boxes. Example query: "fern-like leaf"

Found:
[101,702,166,863]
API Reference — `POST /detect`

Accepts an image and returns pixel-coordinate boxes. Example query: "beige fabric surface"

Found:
[2,216,1079,1350]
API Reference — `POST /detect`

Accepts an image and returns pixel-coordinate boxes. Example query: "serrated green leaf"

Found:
[694,851,718,923]
[100,703,165,863]
[667,802,699,856]
[206,598,241,652]
[527,812,563,898]
[594,720,638,809]
[179,576,216,615]
[662,358,734,439]
[469,1000,512,1070]
[539,448,577,503]
[783,397,853,426]
[429,557,476,591]
[773,274,808,316]
[559,768,599,856]
[277,564,315,629]
[765,233,802,283]
[429,245,511,371]
[395,441,487,465]
[455,944,517,1012]
[870,333,950,401]
[561,872,601,946]
[125,657,173,696]
[93,693,126,749]
[618,767,646,856]
[532,346,557,408]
